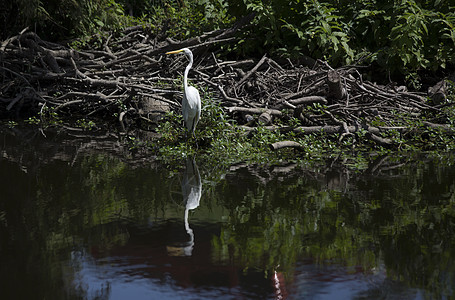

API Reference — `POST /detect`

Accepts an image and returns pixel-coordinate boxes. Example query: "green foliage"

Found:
[25,116,41,125]
[225,0,455,84]
[156,95,285,165]
[3,0,135,41]
[156,111,181,145]
[388,1,431,70]
[281,0,354,64]
[6,120,18,128]
[39,106,62,126]
[76,118,97,130]
[4,0,453,81]
[227,0,360,61]
[351,0,455,83]
[142,0,233,40]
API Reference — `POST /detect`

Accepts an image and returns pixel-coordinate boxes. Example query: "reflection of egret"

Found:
[167,157,202,257]
[181,157,202,256]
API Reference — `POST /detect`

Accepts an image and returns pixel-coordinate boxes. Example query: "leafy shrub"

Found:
[227,0,455,84]
[2,0,454,84]
[2,0,134,41]
[281,0,354,64]
[143,0,233,40]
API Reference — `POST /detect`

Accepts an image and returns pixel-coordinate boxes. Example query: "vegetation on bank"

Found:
[151,93,455,169]
[1,0,455,167]
[2,0,454,84]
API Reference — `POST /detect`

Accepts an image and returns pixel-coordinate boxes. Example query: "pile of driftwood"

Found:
[1,25,453,149]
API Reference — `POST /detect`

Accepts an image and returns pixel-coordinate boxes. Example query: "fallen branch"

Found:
[234,54,267,89]
[287,96,328,106]
[269,141,304,151]
[228,107,282,116]
[367,132,393,146]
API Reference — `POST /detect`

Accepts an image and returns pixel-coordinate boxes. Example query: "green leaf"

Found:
[421,22,428,34]
[332,32,347,37]
[321,21,331,33]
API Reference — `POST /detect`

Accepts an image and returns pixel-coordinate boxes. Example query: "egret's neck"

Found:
[183,59,193,90]
[184,208,190,232]
[184,208,194,242]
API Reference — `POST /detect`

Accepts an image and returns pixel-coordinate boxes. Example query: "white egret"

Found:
[166,48,201,137]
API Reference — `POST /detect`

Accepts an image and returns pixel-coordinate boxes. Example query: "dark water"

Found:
[1,127,455,299]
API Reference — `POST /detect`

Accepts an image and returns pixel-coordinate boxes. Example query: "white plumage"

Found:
[166,48,201,136]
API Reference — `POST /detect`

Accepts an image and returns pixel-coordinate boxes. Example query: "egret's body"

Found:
[166,48,201,136]
[182,85,200,134]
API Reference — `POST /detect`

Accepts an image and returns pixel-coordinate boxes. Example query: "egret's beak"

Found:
[166,49,184,54]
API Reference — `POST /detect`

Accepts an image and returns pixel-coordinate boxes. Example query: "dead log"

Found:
[287,96,328,106]
[227,107,282,116]
[366,132,393,146]
[293,125,348,134]
[422,121,454,133]
[428,80,448,105]
[327,70,345,100]
[271,163,298,173]
[269,141,304,151]
[258,111,273,125]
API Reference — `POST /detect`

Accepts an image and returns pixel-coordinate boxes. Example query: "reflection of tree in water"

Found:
[211,156,455,297]
[2,130,455,299]
[166,157,202,257]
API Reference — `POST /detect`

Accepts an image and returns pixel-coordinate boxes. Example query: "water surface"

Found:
[1,127,454,299]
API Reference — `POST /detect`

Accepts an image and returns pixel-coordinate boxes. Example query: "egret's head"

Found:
[166,48,193,61]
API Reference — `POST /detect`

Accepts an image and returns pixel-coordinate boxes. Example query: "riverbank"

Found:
[1,26,454,165]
